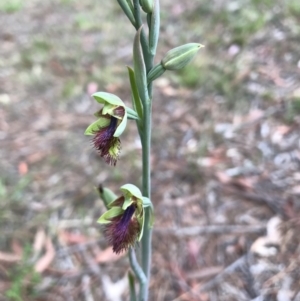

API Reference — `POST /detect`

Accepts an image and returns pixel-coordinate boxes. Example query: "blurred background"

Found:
[1,0,300,300]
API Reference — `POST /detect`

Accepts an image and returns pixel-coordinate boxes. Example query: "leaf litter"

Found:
[1,0,300,300]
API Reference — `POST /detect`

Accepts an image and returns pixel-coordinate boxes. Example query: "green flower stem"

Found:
[128,271,137,301]
[129,248,147,301]
[130,2,158,300]
[141,101,152,290]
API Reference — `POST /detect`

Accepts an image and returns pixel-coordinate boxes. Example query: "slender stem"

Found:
[129,248,147,301]
[140,101,152,301]
[132,2,157,300]
[128,271,137,301]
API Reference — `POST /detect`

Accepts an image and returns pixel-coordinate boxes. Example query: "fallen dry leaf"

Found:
[27,152,48,164]
[186,266,223,280]
[215,171,231,184]
[18,161,28,175]
[0,251,21,263]
[34,237,55,273]
[11,239,23,256]
[58,230,90,245]
[33,228,46,255]
[95,247,125,263]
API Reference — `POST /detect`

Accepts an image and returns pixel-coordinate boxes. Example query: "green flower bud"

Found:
[140,0,153,13]
[149,0,160,55]
[161,43,204,71]
[133,27,148,105]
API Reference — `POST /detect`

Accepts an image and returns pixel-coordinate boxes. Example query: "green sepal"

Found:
[127,67,143,120]
[84,118,110,136]
[117,0,136,27]
[92,92,125,107]
[120,184,143,200]
[122,197,134,210]
[96,185,118,209]
[149,0,160,55]
[161,43,204,71]
[108,196,124,208]
[147,63,165,83]
[97,207,123,224]
[133,27,148,105]
[126,106,140,120]
[94,110,102,117]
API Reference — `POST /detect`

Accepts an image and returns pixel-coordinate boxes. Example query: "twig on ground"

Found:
[199,255,248,292]
[155,225,265,236]
[56,239,102,257]
[186,266,223,280]
[221,185,286,217]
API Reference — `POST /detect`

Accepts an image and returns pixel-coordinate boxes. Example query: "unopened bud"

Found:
[140,0,153,13]
[161,43,204,71]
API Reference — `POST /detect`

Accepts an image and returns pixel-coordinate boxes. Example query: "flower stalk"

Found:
[85,1,203,300]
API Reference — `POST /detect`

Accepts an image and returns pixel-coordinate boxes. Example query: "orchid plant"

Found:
[84,1,203,300]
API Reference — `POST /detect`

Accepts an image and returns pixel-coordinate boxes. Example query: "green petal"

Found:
[92,92,125,107]
[120,184,143,200]
[102,103,116,116]
[113,110,127,137]
[137,208,145,241]
[122,197,133,210]
[84,118,110,135]
[97,207,123,224]
[148,207,154,227]
[142,197,154,227]
[142,197,152,208]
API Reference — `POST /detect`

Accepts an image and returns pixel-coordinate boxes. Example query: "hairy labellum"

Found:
[93,116,121,166]
[105,204,140,254]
